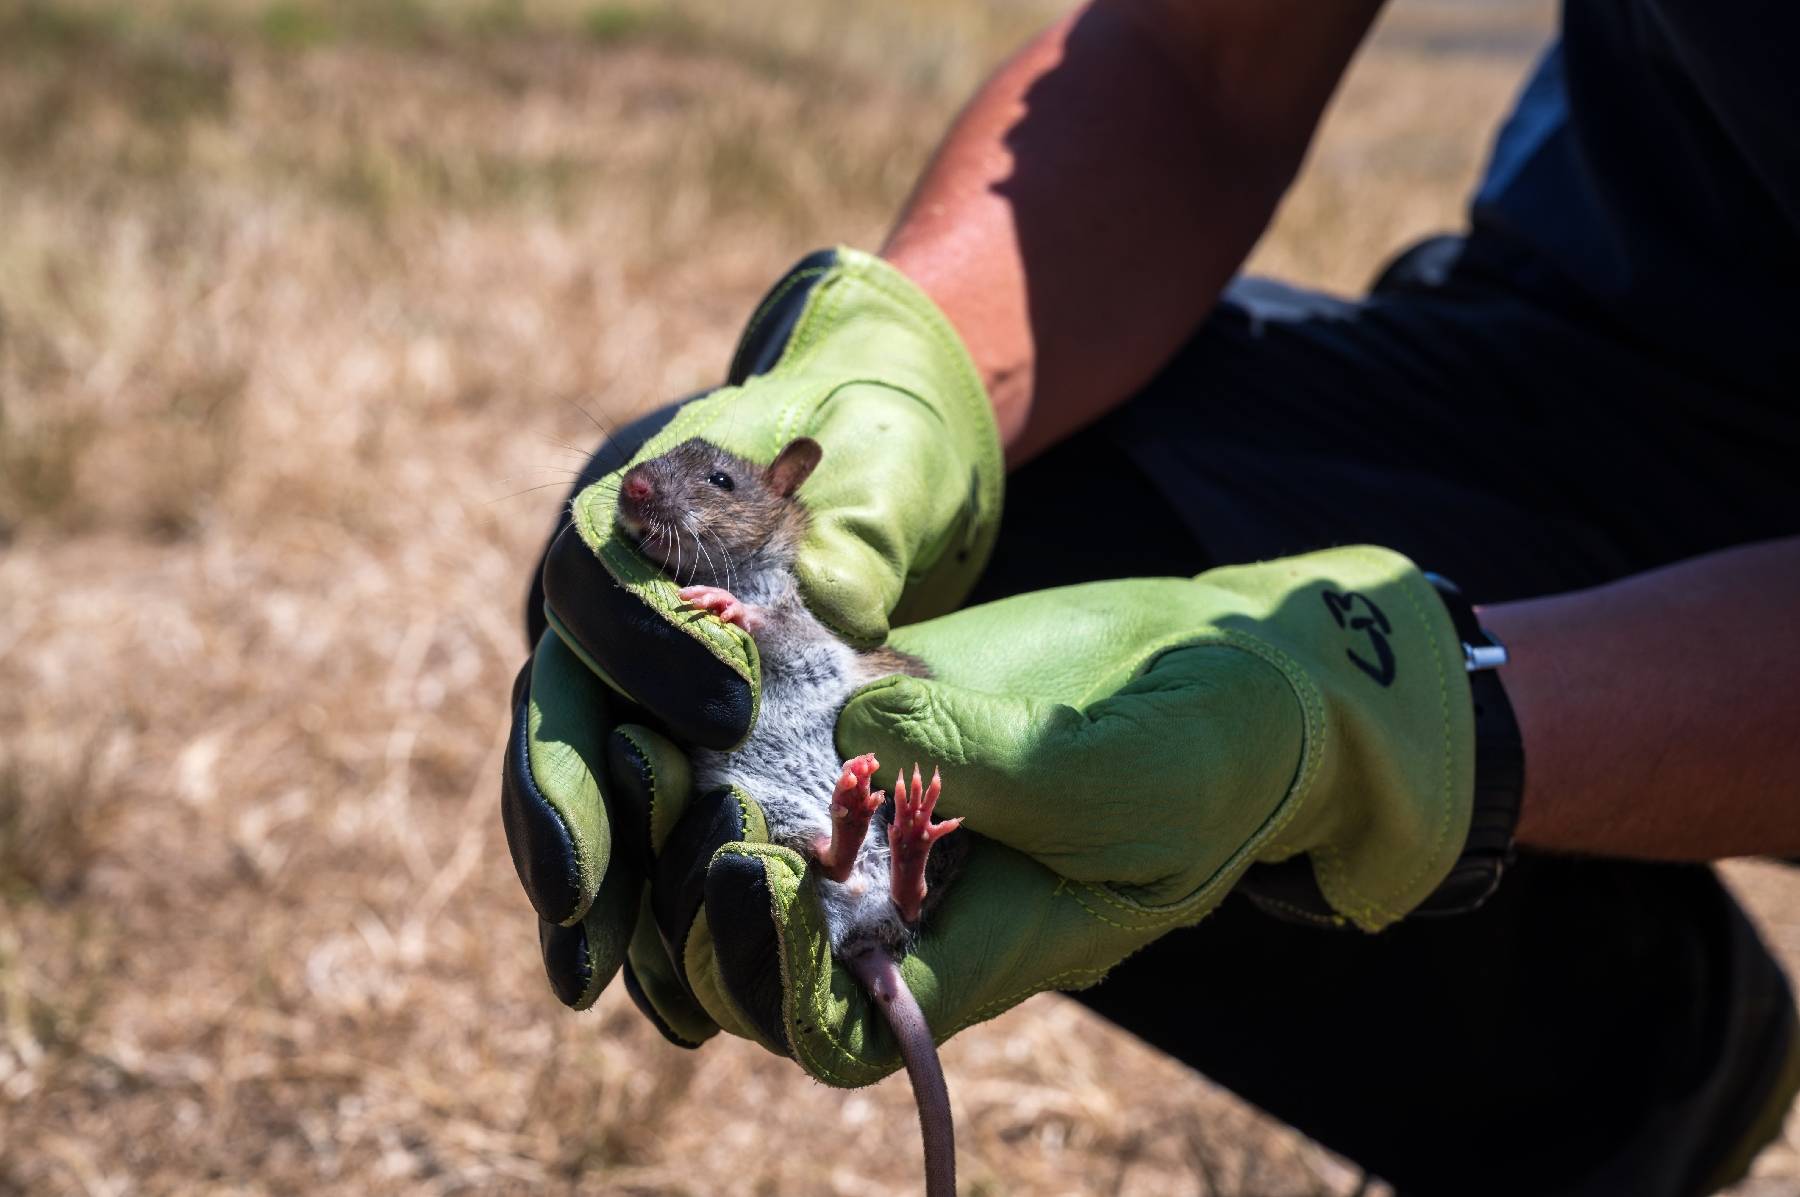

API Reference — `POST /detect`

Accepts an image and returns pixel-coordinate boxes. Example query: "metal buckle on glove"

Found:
[1464,639,1508,672]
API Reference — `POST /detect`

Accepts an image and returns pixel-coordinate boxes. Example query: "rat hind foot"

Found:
[815,753,883,883]
[678,584,761,632]
[889,764,960,924]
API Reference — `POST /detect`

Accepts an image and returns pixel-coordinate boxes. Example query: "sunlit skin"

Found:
[879,0,1800,862]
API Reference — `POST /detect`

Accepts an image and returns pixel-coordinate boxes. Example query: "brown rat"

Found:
[617,436,962,1197]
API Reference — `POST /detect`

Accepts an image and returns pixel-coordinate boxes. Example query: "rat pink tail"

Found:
[845,948,955,1197]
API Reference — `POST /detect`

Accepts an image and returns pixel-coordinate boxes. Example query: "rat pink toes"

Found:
[830,756,883,819]
[818,755,884,883]
[678,585,757,630]
[843,752,879,784]
[889,765,959,923]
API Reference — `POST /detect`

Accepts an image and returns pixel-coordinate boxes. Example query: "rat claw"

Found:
[888,765,957,924]
[818,754,884,883]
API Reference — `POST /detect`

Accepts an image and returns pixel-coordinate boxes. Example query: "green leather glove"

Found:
[650,547,1475,1085]
[540,246,1003,752]
[504,627,720,1031]
[503,248,1003,1015]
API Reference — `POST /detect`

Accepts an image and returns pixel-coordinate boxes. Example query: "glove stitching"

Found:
[575,938,608,1008]
[939,966,1113,1036]
[582,507,762,743]
[716,845,877,1088]
[778,261,850,376]
[520,679,600,927]
[762,252,1005,644]
[684,909,760,1047]
[797,960,1120,1086]
[841,254,1002,540]
[754,266,901,643]
[588,501,754,666]
[1245,890,1350,928]
[712,840,1002,1089]
[612,724,664,859]
[776,268,957,643]
[627,882,722,1044]
[1392,572,1459,905]
[697,836,801,1054]
[783,253,1002,626]
[741,266,833,369]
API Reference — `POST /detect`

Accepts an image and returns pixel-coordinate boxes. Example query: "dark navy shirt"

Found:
[1471,1,1799,394]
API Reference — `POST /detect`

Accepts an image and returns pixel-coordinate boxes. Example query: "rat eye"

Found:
[706,471,734,491]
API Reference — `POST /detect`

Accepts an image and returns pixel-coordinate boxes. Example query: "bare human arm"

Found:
[876,1,1800,862]
[882,0,1386,464]
[1480,536,1800,860]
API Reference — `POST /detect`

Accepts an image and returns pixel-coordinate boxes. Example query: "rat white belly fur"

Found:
[689,572,908,953]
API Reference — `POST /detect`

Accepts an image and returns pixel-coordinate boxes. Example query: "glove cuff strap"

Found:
[1408,573,1523,916]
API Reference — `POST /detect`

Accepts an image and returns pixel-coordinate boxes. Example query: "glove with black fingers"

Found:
[637,548,1478,1084]
[501,247,1004,1018]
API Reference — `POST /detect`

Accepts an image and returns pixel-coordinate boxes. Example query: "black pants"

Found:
[969,236,1800,1196]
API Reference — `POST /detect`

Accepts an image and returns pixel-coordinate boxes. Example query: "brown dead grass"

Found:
[4,1,1799,1193]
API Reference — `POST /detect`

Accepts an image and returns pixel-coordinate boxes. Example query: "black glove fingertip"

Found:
[543,526,753,751]
[604,727,658,861]
[621,962,707,1049]
[501,663,585,925]
[703,849,792,1056]
[650,786,748,977]
[539,916,601,1010]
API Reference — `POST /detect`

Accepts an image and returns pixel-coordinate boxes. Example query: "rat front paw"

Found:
[678,585,762,632]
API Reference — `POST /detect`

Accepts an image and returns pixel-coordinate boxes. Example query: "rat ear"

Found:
[764,437,822,498]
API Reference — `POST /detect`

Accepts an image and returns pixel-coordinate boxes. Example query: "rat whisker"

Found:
[687,520,705,584]
[691,526,720,588]
[540,440,609,480]
[701,525,737,593]
[496,466,589,484]
[559,396,623,454]
[540,433,595,457]
[488,478,591,504]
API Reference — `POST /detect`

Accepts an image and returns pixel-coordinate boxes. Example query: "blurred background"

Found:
[3,0,1799,1192]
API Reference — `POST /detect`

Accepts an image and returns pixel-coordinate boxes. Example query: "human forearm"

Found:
[1483,537,1800,859]
[882,0,1383,463]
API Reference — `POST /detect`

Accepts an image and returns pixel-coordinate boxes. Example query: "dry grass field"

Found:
[4,1,1800,1193]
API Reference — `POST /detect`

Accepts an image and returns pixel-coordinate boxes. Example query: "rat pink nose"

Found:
[623,474,652,502]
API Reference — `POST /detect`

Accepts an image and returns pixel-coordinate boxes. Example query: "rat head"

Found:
[615,436,822,586]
